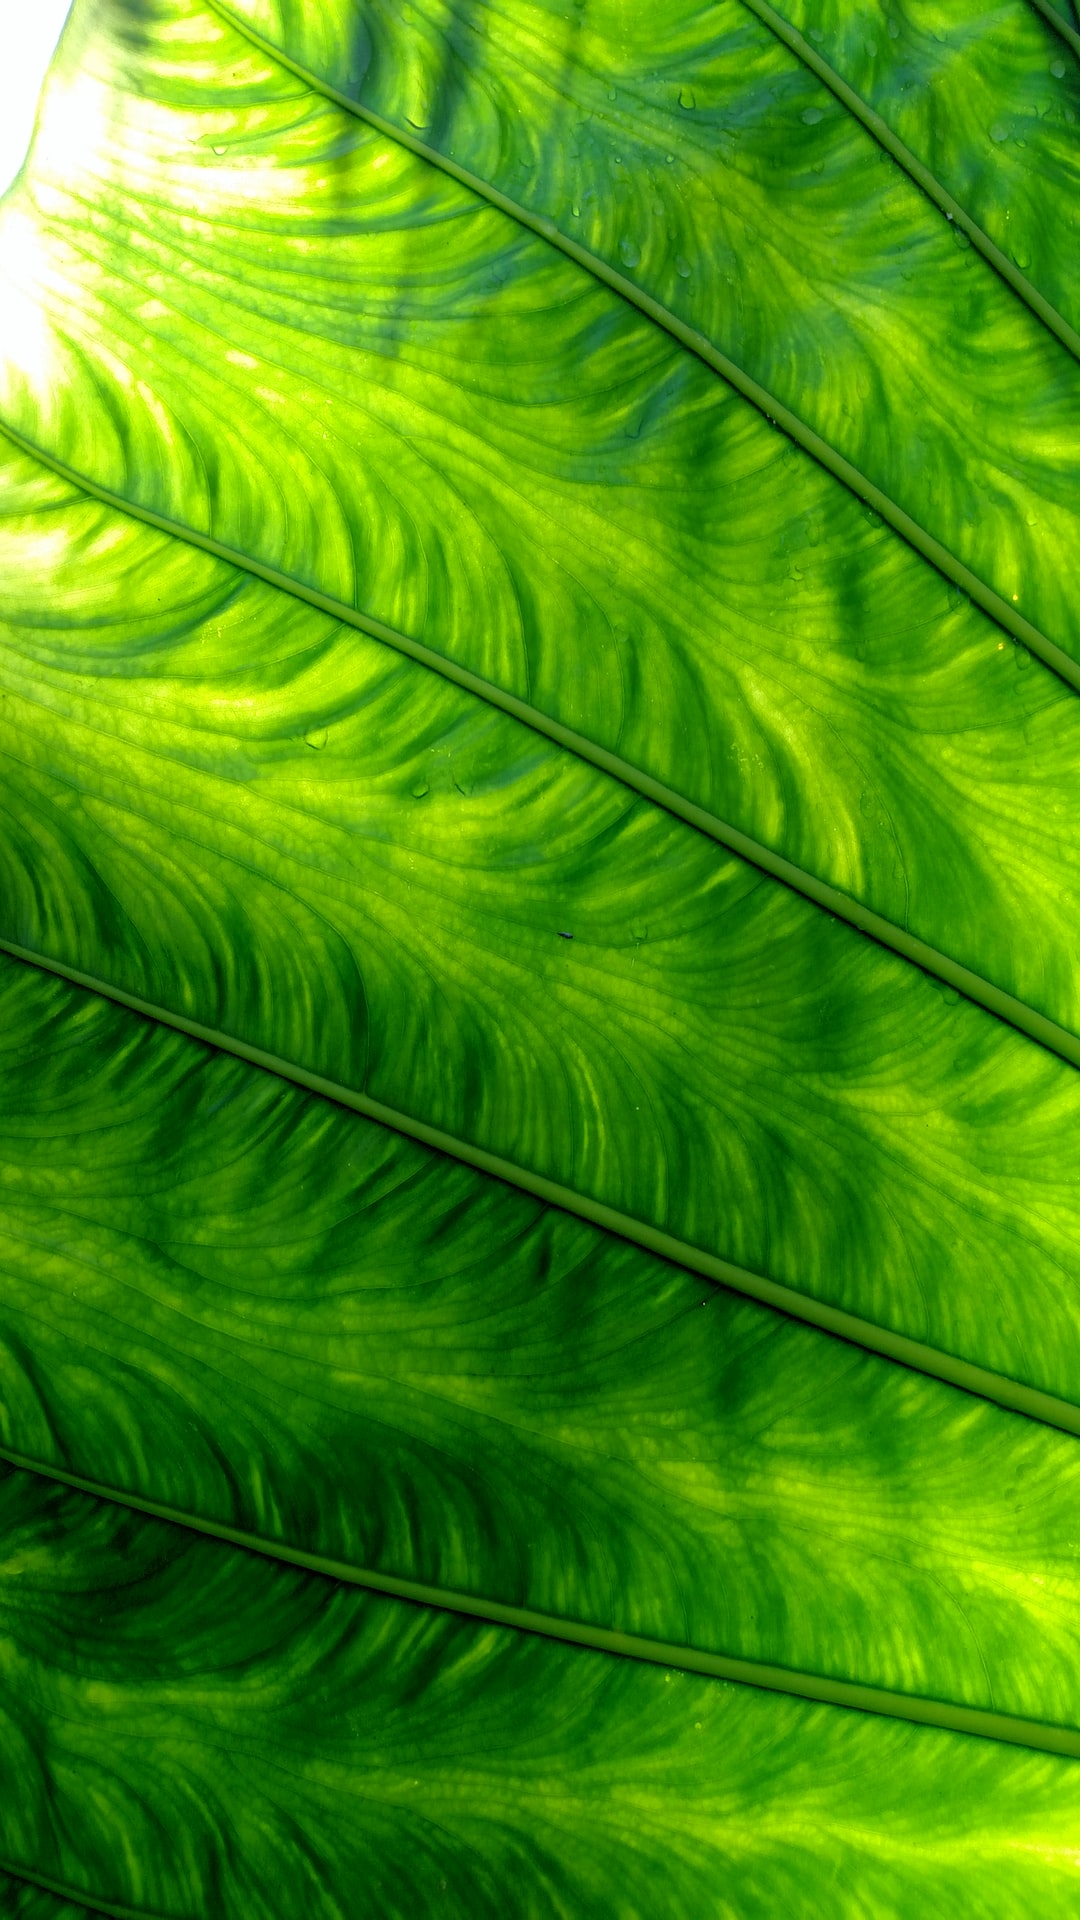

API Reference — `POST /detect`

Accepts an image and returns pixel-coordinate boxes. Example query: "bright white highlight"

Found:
[0,0,75,197]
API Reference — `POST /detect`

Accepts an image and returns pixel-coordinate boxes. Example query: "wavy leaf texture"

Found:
[3,1467,1080,1918]
[214,0,1080,660]
[10,947,1080,1726]
[774,0,1080,335]
[7,439,1080,1403]
[4,0,1080,1058]
[3,0,1080,1907]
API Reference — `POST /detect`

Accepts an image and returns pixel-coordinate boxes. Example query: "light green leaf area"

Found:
[5,0,1080,1907]
[8,948,1080,1726]
[7,443,1080,1404]
[5,0,1080,1058]
[214,0,1080,658]
[2,1466,1080,1920]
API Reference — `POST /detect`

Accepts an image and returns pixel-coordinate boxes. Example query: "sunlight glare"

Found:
[0,0,75,197]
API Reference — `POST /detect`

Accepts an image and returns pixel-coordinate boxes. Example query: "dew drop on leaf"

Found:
[303,727,328,751]
[619,237,641,267]
[1051,57,1067,78]
[677,86,695,110]
[675,255,691,278]
[801,106,824,125]
[989,121,1009,143]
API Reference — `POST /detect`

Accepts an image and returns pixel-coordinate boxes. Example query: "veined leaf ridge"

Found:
[1027,0,1080,58]
[205,0,1080,688]
[3,415,1080,1084]
[0,1861,139,1920]
[740,0,1080,364]
[6,928,1080,1438]
[2,1441,1079,1763]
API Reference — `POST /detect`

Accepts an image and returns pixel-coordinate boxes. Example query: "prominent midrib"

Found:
[0,1859,151,1920]
[1028,0,1080,60]
[5,412,1080,1088]
[5,929,1080,1441]
[3,1441,1080,1763]
[741,0,1080,366]
[206,0,1080,689]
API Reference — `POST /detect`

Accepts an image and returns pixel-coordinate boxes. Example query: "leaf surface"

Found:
[9,947,1080,1728]
[4,1467,1080,1918]
[2,0,1080,1906]
[6,426,1080,1413]
[3,0,1080,1061]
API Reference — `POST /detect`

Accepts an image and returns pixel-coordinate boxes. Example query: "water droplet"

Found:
[213,144,227,154]
[675,254,691,278]
[411,778,430,798]
[665,153,675,163]
[801,106,824,125]
[1016,649,1030,671]
[989,121,1009,143]
[952,227,971,249]
[1051,57,1067,78]
[571,202,581,218]
[808,27,824,42]
[677,86,696,110]
[863,505,884,528]
[304,727,328,751]
[887,17,900,36]
[619,237,641,267]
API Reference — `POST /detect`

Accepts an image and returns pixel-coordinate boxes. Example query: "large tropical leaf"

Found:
[1,0,1080,1909]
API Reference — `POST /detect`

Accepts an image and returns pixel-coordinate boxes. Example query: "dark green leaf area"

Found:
[214,0,1080,658]
[7,9,1080,1054]
[4,1466,1080,1920]
[0,1876,89,1920]
[7,950,1080,1725]
[780,0,1080,330]
[5,458,1080,1399]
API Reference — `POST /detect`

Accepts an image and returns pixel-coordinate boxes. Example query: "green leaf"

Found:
[2,0,1080,1906]
[8,944,1080,1735]
[0,1875,89,1920]
[4,1467,1080,1917]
